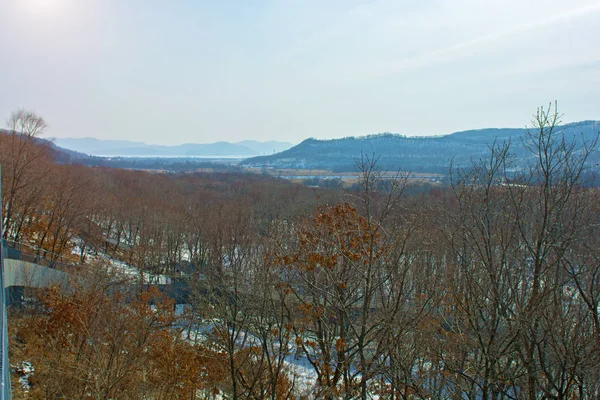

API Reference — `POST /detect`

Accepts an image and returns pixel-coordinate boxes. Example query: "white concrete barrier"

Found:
[3,259,69,289]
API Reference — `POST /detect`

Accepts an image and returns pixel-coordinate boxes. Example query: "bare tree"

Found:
[439,102,600,399]
[1,109,50,240]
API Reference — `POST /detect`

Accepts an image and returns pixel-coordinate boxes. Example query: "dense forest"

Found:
[3,105,600,399]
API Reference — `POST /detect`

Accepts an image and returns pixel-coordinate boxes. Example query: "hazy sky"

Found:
[0,0,599,145]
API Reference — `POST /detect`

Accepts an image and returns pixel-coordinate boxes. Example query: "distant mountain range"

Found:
[53,138,294,157]
[5,122,599,175]
[240,121,600,173]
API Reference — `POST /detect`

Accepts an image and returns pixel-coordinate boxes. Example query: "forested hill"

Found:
[240,121,600,173]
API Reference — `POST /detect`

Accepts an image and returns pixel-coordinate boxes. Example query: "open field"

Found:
[243,167,445,186]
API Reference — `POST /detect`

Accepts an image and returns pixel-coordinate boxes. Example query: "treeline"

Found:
[1,110,333,274]
[241,119,600,175]
[5,105,600,399]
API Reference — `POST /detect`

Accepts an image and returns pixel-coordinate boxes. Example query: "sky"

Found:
[0,0,599,145]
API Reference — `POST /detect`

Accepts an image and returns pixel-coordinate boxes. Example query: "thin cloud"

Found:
[361,2,600,79]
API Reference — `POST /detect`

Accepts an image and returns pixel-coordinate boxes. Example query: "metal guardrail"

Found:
[1,239,9,400]
[1,164,12,399]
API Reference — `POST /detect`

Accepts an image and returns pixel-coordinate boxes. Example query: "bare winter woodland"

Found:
[3,105,600,399]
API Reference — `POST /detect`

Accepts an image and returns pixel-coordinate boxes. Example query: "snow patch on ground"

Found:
[12,361,34,392]
[71,238,171,284]
[180,322,318,396]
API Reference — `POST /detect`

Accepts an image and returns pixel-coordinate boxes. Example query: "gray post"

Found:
[0,165,12,399]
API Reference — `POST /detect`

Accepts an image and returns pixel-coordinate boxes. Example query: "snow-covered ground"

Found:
[284,353,318,395]
[12,361,34,392]
[179,321,319,396]
[71,238,171,284]
[68,239,374,397]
